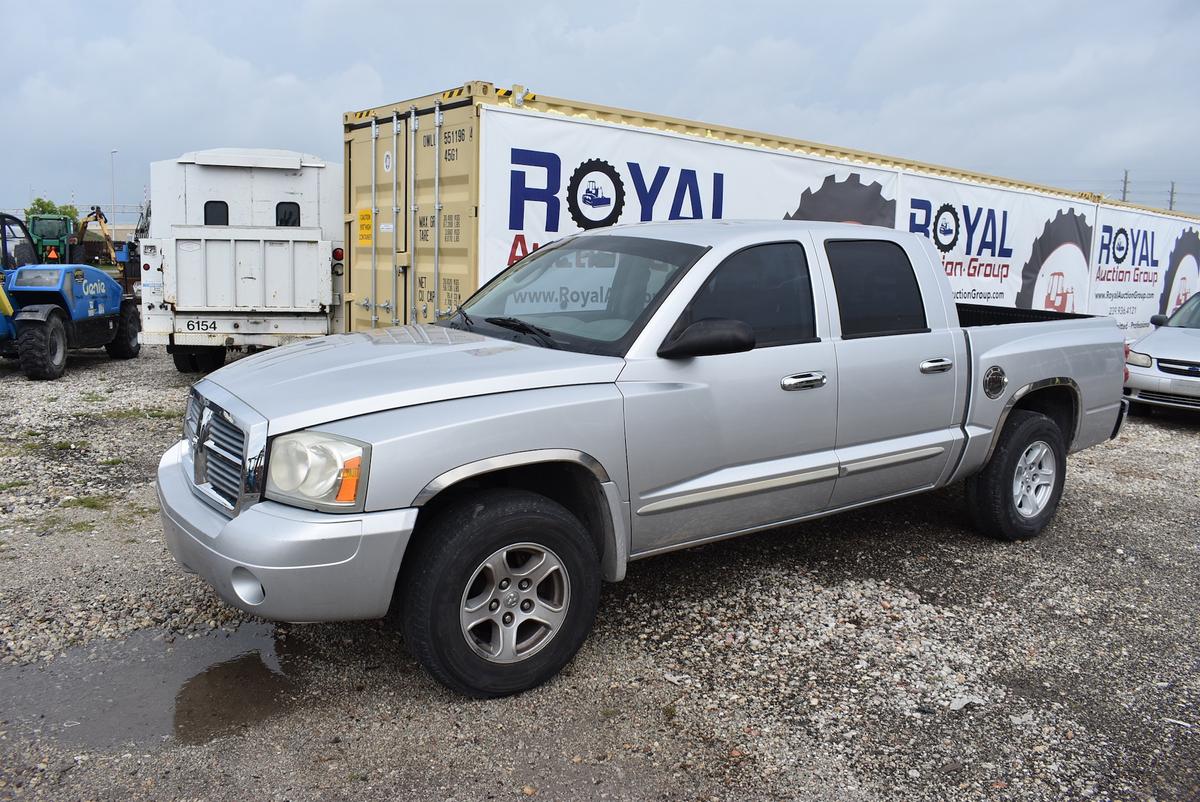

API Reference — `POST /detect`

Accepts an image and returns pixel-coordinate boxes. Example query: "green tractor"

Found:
[27,213,79,264]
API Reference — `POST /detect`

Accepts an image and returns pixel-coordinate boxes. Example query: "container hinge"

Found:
[434,106,444,125]
[410,109,419,131]
[378,300,392,312]
[392,111,402,134]
[371,118,379,139]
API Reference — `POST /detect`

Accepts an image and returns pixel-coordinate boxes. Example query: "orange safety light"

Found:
[335,457,362,503]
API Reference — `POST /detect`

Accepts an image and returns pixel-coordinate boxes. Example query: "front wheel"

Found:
[105,301,141,359]
[16,314,68,380]
[965,410,1067,541]
[400,488,600,698]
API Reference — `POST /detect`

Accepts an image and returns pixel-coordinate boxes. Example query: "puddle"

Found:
[0,623,311,748]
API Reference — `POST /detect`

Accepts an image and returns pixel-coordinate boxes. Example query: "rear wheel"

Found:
[16,314,68,380]
[105,301,141,359]
[195,346,226,373]
[966,410,1066,541]
[400,488,601,698]
[171,349,199,373]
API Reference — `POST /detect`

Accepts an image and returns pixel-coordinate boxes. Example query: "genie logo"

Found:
[81,279,108,296]
[1098,225,1158,266]
[508,148,725,233]
[908,198,1014,257]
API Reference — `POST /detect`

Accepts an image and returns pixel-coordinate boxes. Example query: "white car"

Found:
[1125,294,1200,412]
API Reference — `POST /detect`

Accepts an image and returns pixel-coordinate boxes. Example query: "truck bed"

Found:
[956,302,1092,327]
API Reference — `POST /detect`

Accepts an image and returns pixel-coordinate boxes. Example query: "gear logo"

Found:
[784,173,896,227]
[1159,228,1200,315]
[931,203,960,253]
[1110,228,1130,265]
[1014,209,1093,310]
[566,158,626,230]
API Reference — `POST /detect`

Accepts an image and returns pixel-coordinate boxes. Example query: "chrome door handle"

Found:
[920,357,954,374]
[781,371,827,391]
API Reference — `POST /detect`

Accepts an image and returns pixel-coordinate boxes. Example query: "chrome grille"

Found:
[1157,358,1200,378]
[200,409,247,506]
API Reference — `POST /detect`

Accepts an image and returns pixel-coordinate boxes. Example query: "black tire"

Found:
[565,159,626,230]
[195,346,226,373]
[965,410,1067,541]
[105,301,141,359]
[172,350,199,373]
[16,314,68,380]
[400,488,601,698]
[1128,401,1153,417]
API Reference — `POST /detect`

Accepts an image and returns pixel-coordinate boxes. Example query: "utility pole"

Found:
[1121,170,1129,202]
[110,149,118,226]
[1169,181,1176,211]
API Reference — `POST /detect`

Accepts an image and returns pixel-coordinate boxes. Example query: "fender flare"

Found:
[13,304,66,324]
[412,449,629,582]
[982,377,1082,465]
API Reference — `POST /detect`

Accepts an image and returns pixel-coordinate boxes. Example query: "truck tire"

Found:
[16,313,68,380]
[399,488,601,698]
[171,346,225,373]
[172,350,200,373]
[105,302,141,359]
[965,410,1066,541]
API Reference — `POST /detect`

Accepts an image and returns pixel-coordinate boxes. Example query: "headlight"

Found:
[1126,350,1152,368]
[265,432,370,512]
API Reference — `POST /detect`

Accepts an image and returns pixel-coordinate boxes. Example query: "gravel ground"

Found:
[1,346,1198,801]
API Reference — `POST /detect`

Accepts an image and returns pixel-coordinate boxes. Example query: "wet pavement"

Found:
[0,623,308,748]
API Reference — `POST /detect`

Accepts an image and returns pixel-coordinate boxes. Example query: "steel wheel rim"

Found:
[1012,440,1056,518]
[459,542,570,664]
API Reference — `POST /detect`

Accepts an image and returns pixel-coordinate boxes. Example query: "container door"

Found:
[346,114,407,331]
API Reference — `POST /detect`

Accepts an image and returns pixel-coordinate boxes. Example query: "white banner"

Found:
[477,105,1198,332]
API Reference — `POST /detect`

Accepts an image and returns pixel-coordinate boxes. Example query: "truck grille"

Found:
[202,412,247,505]
[1157,358,1200,378]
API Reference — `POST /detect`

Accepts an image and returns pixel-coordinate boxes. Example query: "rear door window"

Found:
[826,240,927,338]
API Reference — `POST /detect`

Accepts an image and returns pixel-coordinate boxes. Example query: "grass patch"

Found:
[99,458,127,466]
[52,441,86,451]
[80,392,105,402]
[146,409,183,419]
[22,430,38,439]
[61,495,114,511]
[131,504,160,516]
[0,480,29,490]
[64,521,94,533]
[110,408,181,420]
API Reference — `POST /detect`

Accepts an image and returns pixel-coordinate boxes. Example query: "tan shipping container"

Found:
[344,81,1199,333]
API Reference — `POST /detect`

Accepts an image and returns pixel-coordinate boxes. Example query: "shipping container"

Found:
[343,81,1199,336]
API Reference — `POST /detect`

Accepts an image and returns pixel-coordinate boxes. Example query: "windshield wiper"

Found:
[484,316,560,349]
[448,307,474,330]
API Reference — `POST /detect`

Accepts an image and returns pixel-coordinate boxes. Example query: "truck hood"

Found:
[1133,325,1200,363]
[205,325,625,433]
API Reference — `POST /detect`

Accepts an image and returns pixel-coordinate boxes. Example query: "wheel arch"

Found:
[983,377,1081,465]
[410,450,628,583]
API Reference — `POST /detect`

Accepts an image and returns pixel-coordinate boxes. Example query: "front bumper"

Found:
[157,441,417,622]
[1125,364,1200,411]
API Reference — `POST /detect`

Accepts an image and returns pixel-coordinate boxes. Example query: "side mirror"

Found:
[658,318,755,359]
[1150,314,1168,327]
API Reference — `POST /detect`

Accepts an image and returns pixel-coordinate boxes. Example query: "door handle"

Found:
[781,371,827,391]
[920,357,954,374]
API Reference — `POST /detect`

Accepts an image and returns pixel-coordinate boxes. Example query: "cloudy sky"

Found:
[3,0,1198,222]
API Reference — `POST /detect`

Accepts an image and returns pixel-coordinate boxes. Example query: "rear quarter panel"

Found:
[952,316,1125,481]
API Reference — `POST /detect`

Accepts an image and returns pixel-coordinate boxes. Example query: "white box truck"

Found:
[139,148,344,372]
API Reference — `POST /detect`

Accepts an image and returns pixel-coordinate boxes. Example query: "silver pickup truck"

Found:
[157,220,1127,697]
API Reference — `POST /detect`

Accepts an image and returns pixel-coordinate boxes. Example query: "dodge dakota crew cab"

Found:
[157,220,1128,697]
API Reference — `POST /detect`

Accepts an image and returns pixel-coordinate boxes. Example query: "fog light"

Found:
[231,566,265,605]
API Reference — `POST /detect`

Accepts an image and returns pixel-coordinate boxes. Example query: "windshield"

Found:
[1166,293,1200,328]
[30,218,68,239]
[451,234,707,355]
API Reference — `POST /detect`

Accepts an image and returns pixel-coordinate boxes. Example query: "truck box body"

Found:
[141,148,344,349]
[343,81,1199,337]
